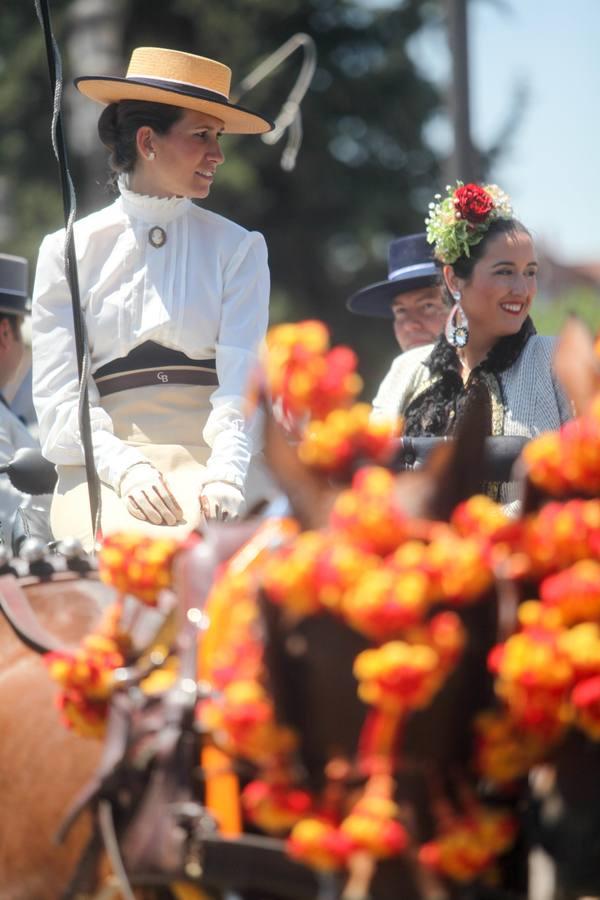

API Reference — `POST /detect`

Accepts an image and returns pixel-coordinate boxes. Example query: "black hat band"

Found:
[76,75,230,106]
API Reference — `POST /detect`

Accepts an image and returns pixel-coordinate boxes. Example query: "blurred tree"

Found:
[0,0,444,393]
[533,289,600,338]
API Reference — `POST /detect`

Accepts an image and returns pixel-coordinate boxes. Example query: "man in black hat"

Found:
[347,233,448,354]
[0,253,50,546]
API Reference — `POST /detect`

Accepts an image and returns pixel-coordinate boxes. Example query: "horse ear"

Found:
[262,402,337,530]
[420,390,489,521]
[554,316,600,415]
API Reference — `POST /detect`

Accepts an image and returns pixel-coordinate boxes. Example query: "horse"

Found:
[0,385,499,900]
[0,563,104,900]
[1,317,598,900]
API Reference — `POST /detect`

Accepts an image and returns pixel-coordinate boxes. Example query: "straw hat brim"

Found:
[75,76,273,135]
[347,273,440,319]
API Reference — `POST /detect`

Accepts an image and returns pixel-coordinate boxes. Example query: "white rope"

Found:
[232,33,317,172]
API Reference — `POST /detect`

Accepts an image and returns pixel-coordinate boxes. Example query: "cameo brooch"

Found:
[149,226,167,248]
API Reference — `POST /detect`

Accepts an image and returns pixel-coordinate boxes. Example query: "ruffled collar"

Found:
[117,176,192,224]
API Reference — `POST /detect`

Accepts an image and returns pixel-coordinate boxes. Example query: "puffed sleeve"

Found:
[31,231,149,490]
[201,230,270,490]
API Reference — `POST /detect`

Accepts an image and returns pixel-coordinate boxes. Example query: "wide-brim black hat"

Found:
[347,233,440,320]
[0,254,30,317]
[76,47,273,135]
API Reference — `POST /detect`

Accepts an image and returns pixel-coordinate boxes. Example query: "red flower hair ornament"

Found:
[425,181,513,264]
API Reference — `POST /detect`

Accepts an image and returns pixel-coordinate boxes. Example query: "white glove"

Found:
[199,481,246,522]
[118,462,183,526]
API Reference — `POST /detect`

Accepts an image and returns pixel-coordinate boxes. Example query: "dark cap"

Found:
[0,254,30,317]
[347,233,440,320]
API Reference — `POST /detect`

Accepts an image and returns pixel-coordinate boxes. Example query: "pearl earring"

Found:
[452,290,461,301]
[147,151,156,161]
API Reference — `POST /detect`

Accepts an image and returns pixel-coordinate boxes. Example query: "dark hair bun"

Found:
[97,103,120,151]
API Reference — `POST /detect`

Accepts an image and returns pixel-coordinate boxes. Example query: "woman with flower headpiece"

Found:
[31,47,274,548]
[372,182,571,510]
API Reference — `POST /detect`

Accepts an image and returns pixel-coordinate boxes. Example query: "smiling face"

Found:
[391,285,447,351]
[447,229,538,353]
[131,108,225,199]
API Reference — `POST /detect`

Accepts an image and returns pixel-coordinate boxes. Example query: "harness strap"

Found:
[0,574,68,654]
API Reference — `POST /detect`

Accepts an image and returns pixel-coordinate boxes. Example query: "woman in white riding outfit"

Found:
[32,47,273,549]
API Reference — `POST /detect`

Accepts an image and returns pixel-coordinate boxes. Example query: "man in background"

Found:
[0,253,50,547]
[347,232,448,353]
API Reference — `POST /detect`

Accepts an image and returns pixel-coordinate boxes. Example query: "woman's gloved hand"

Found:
[118,462,184,526]
[200,481,246,521]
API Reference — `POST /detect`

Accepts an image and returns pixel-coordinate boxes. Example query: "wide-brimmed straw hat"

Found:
[75,47,273,135]
[0,254,30,318]
[347,233,440,319]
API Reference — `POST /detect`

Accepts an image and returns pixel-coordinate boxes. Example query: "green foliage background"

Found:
[533,290,600,339]
[2,1,597,398]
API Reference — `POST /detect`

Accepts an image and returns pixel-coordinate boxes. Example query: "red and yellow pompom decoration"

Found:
[205,679,297,764]
[263,321,362,426]
[572,675,600,740]
[339,776,409,859]
[489,596,600,742]
[539,560,600,626]
[99,532,180,606]
[329,466,409,556]
[474,709,550,784]
[242,779,314,834]
[342,558,430,639]
[262,530,380,618]
[418,806,518,883]
[298,403,400,476]
[451,495,519,560]
[488,601,573,740]
[523,397,600,497]
[45,605,131,738]
[353,614,465,715]
[288,817,354,871]
[516,499,600,577]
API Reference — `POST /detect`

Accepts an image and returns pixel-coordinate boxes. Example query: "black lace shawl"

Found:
[403,317,537,437]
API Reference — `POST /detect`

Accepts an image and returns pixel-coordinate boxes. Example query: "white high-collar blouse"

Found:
[31,180,270,492]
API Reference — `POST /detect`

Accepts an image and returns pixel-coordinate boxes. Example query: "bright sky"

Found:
[406,0,600,265]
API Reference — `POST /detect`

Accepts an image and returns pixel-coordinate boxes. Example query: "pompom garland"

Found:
[298,403,401,476]
[42,317,600,893]
[99,532,180,605]
[523,397,600,497]
[418,807,518,883]
[329,467,410,556]
[263,321,362,429]
[45,603,132,737]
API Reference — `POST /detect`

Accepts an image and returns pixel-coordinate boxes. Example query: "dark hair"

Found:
[97,100,184,183]
[440,217,531,302]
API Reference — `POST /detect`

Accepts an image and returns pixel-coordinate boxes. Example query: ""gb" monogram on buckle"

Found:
[157,371,169,383]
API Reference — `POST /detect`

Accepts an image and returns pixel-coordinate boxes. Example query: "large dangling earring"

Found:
[445,291,469,348]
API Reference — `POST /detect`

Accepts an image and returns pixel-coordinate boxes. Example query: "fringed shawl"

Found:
[403,317,537,438]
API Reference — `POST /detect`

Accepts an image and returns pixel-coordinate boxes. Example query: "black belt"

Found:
[93,341,218,397]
